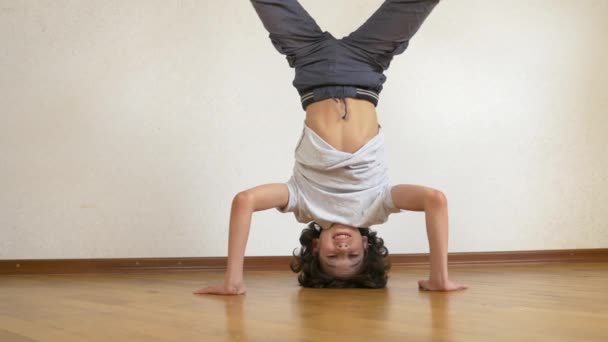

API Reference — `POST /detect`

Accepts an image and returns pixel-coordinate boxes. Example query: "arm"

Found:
[391,184,467,291]
[193,183,289,295]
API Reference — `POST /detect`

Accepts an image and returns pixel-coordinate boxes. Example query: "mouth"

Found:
[332,232,352,239]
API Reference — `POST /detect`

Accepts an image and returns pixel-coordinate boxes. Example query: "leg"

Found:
[250,0,326,65]
[342,0,440,69]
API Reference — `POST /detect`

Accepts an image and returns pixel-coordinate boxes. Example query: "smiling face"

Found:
[313,224,369,278]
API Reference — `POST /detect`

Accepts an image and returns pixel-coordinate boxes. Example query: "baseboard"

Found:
[1,248,607,275]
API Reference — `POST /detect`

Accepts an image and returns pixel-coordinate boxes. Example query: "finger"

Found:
[193,287,216,294]
[418,280,430,291]
[194,290,223,296]
[450,282,467,290]
[446,283,467,291]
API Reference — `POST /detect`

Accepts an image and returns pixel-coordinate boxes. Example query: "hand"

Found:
[193,282,246,296]
[418,279,468,292]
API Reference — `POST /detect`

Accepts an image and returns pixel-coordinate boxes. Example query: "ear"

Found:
[362,236,369,250]
[312,238,319,254]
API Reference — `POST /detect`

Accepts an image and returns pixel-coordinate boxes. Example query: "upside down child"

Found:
[195,0,467,294]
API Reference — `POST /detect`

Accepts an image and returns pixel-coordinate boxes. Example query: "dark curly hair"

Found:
[290,222,391,288]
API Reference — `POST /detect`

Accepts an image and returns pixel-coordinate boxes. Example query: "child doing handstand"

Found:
[195,0,467,294]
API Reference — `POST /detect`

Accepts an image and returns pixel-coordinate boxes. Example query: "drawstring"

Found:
[332,97,348,120]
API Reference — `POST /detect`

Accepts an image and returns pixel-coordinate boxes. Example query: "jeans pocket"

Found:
[373,40,409,70]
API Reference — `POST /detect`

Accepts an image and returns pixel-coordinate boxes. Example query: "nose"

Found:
[336,241,350,250]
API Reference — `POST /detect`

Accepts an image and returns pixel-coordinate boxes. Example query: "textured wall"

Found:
[1,0,607,259]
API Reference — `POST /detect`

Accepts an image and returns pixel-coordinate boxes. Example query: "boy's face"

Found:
[313,224,368,278]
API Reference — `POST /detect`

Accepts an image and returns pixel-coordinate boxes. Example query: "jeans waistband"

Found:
[300,86,379,110]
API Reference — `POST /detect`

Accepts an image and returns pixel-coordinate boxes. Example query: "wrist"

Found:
[429,272,448,285]
[224,272,243,287]
[225,262,243,280]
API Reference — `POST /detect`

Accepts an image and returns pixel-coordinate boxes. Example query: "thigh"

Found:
[251,0,326,57]
[342,0,439,68]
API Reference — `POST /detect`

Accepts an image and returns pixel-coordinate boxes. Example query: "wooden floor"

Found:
[1,263,607,342]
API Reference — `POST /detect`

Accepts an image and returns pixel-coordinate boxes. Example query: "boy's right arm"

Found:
[193,183,289,295]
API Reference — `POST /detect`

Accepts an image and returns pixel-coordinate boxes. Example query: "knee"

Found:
[425,189,447,208]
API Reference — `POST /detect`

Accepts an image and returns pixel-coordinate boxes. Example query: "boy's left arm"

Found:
[390,184,468,291]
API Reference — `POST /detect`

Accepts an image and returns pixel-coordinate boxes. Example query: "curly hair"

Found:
[290,222,391,288]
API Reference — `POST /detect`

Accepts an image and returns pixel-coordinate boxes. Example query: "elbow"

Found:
[425,189,448,209]
[232,191,254,209]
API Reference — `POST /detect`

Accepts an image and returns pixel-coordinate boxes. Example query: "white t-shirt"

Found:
[278,122,401,229]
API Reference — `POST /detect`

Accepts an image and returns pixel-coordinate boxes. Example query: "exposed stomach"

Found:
[305,97,379,153]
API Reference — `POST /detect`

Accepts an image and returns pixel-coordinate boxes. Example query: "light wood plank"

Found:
[1,263,607,341]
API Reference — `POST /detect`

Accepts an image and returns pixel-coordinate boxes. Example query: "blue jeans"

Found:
[250,0,439,114]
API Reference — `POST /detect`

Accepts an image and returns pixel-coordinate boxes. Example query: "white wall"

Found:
[1,0,606,259]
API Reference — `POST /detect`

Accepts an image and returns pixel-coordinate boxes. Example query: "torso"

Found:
[305,98,379,153]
